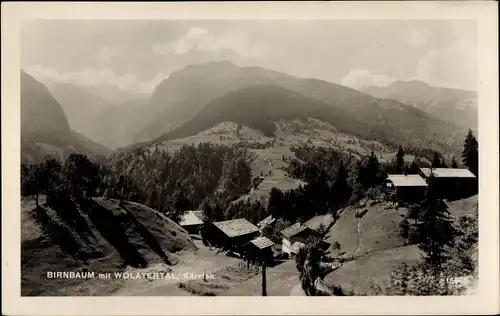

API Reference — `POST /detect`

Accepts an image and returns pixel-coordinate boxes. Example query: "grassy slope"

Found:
[21,197,196,296]
[324,195,478,295]
[326,201,407,259]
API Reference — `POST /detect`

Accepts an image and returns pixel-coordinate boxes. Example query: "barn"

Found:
[179,211,204,234]
[281,222,329,256]
[204,218,260,252]
[386,174,428,203]
[242,236,275,265]
[419,168,477,199]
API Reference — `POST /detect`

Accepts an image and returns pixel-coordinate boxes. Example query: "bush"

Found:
[399,218,410,238]
[408,225,420,244]
[371,262,466,295]
[274,251,289,260]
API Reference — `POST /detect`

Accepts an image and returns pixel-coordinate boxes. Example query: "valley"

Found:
[20,60,479,297]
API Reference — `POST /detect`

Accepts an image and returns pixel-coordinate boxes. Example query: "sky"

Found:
[22,19,478,94]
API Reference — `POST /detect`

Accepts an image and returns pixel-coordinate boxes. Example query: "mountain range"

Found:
[22,61,473,161]
[363,80,477,130]
[124,61,467,156]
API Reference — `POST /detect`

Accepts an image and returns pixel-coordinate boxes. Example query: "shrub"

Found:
[372,262,466,296]
[399,218,410,238]
[274,251,289,260]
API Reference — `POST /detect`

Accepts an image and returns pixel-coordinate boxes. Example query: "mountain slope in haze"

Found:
[21,71,71,134]
[89,98,148,149]
[363,80,477,130]
[48,82,149,149]
[21,70,112,164]
[80,85,150,105]
[49,83,112,137]
[131,61,465,156]
[132,61,288,142]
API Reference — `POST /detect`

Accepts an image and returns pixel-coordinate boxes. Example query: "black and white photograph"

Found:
[2,2,499,315]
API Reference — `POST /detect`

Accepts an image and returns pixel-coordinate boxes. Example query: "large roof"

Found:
[212,218,260,238]
[304,214,335,232]
[258,215,276,228]
[281,223,310,238]
[179,211,204,227]
[248,236,275,249]
[420,168,476,179]
[387,174,428,187]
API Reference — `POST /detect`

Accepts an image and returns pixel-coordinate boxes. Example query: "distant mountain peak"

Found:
[390,79,433,88]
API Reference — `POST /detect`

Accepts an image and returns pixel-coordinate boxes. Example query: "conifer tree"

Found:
[451,157,459,169]
[358,151,381,189]
[330,162,351,209]
[395,146,405,174]
[418,174,457,270]
[431,152,442,168]
[461,129,478,176]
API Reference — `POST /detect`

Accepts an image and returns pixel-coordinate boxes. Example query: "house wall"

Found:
[181,224,202,235]
[396,186,426,203]
[205,225,260,251]
[420,176,478,199]
[282,237,292,255]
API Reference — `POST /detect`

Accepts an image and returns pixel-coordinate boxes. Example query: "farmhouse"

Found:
[419,168,477,199]
[303,214,335,232]
[281,223,318,256]
[242,236,275,265]
[257,215,276,231]
[386,174,428,203]
[205,218,260,251]
[179,211,204,234]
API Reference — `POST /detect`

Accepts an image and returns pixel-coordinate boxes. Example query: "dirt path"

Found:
[223,260,300,296]
[347,214,362,259]
[290,283,306,296]
[111,241,241,296]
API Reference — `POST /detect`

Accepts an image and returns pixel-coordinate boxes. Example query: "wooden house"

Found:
[242,236,275,265]
[419,168,477,199]
[179,211,204,234]
[281,223,319,256]
[205,218,260,252]
[386,174,428,203]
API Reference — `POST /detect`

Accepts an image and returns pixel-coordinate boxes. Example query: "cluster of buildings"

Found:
[386,167,477,203]
[176,167,477,265]
[179,211,335,262]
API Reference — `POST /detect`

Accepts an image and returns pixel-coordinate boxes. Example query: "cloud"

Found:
[153,27,272,59]
[341,38,477,91]
[404,30,431,47]
[92,46,118,62]
[25,64,167,94]
[341,69,398,90]
[415,39,477,90]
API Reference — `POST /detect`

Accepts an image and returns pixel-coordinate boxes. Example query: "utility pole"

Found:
[261,261,267,296]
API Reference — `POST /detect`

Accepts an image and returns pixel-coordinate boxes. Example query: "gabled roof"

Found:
[291,241,306,253]
[258,215,276,228]
[248,236,275,249]
[179,211,204,227]
[281,223,310,238]
[212,218,260,238]
[387,174,428,187]
[304,214,335,232]
[420,168,476,179]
